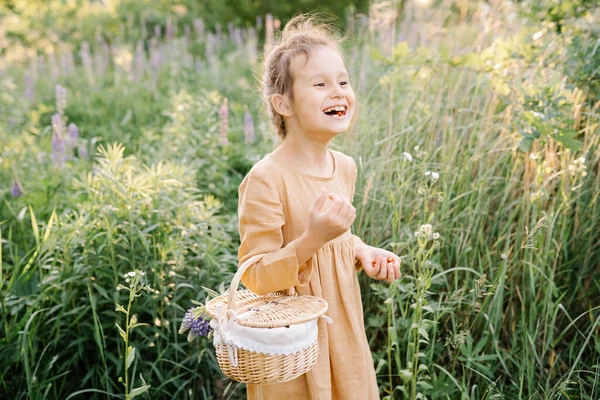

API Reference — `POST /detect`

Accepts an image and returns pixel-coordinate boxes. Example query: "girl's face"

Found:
[287,45,355,138]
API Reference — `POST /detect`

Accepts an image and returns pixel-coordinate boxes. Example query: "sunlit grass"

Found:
[1,0,599,399]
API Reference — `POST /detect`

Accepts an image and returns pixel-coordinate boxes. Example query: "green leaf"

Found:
[115,323,127,341]
[399,369,412,381]
[218,281,226,295]
[553,131,583,151]
[392,42,410,62]
[518,136,534,152]
[43,209,56,243]
[126,346,135,369]
[417,380,433,390]
[375,358,387,374]
[129,385,151,399]
[369,45,392,64]
[201,286,220,298]
[492,78,511,96]
[29,205,39,247]
[130,323,151,330]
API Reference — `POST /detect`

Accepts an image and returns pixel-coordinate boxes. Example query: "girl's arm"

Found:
[352,234,370,272]
[237,167,316,295]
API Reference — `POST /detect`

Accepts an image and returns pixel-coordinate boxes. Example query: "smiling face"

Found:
[285,45,356,138]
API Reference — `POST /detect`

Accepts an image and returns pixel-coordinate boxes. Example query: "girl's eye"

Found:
[340,81,348,86]
[314,83,325,87]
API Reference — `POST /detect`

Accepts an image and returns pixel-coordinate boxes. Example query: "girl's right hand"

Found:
[307,188,356,245]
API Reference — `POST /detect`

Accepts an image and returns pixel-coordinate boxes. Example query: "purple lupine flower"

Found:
[179,307,212,342]
[11,178,23,198]
[227,22,235,43]
[150,38,161,72]
[141,18,148,38]
[247,27,258,64]
[78,142,89,160]
[80,41,95,85]
[219,99,229,146]
[215,23,222,41]
[244,109,255,144]
[166,19,173,41]
[206,33,216,62]
[193,18,205,41]
[183,24,191,47]
[55,85,67,116]
[52,113,66,168]
[60,52,69,75]
[48,52,60,82]
[67,123,79,159]
[135,41,145,82]
[24,73,34,103]
[30,54,39,81]
[266,14,274,46]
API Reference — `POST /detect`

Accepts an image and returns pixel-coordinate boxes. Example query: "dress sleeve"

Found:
[237,167,313,295]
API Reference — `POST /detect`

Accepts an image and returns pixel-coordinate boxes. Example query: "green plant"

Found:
[115,270,153,399]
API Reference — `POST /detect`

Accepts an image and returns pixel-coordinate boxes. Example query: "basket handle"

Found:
[226,254,296,312]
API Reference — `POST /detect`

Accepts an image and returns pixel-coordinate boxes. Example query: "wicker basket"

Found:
[205,254,330,384]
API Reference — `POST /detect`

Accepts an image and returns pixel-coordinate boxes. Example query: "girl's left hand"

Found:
[355,245,401,283]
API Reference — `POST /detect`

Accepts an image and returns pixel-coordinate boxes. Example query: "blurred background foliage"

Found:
[1,0,599,399]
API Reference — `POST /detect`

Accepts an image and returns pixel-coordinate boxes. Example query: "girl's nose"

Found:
[330,90,345,99]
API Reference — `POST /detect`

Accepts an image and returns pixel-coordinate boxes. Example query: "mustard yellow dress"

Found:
[237,148,380,400]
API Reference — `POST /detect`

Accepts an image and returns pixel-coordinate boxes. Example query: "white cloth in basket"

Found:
[210,304,332,367]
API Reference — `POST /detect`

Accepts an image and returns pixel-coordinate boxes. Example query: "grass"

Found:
[1,0,599,399]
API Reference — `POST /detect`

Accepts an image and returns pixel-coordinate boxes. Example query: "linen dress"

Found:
[237,148,380,400]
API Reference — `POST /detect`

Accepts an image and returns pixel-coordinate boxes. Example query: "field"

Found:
[1,0,599,399]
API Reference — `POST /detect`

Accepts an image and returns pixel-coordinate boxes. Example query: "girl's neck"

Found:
[275,137,333,176]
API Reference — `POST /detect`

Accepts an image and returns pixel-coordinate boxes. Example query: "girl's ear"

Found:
[271,94,294,118]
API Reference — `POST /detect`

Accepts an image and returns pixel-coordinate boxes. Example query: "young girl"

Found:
[237,14,402,400]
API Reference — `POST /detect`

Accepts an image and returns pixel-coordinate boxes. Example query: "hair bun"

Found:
[280,13,340,41]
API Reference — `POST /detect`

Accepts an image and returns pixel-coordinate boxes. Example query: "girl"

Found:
[237,14,402,400]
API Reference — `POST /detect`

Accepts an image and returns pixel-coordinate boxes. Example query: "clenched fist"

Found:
[306,188,356,246]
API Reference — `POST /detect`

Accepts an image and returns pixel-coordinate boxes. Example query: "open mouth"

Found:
[323,105,347,118]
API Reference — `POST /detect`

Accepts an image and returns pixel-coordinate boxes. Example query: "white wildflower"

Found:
[433,232,440,239]
[419,224,433,235]
[415,231,421,238]
[424,171,431,176]
[532,111,545,119]
[431,172,439,180]
[402,152,413,162]
[501,253,508,260]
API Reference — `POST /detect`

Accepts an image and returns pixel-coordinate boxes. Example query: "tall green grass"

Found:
[1,0,599,399]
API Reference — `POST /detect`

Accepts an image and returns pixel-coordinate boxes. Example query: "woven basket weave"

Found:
[205,254,329,384]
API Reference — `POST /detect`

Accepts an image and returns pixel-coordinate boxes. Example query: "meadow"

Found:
[1,0,599,399]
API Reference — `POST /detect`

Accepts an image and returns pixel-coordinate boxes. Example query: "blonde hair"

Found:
[258,14,356,141]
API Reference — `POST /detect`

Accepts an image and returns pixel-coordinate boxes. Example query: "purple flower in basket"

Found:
[179,307,213,342]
